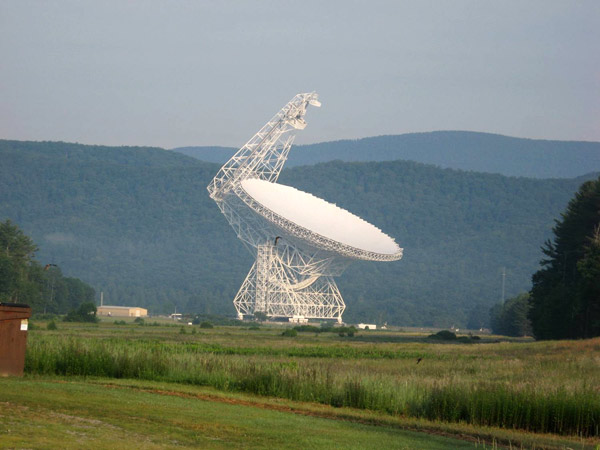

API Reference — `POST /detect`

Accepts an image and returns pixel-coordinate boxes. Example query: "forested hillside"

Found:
[1,139,595,326]
[174,131,600,179]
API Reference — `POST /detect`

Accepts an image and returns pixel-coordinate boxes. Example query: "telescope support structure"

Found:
[208,93,348,322]
[233,243,345,322]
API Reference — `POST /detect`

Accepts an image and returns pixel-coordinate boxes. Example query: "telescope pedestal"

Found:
[233,244,345,322]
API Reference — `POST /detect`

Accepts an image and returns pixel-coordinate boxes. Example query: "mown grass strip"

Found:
[24,335,600,437]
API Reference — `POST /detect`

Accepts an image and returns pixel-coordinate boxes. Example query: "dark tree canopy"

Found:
[0,219,95,314]
[529,177,600,339]
[489,293,532,337]
[0,219,38,303]
[64,301,98,323]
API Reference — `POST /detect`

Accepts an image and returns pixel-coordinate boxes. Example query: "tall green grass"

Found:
[25,334,600,437]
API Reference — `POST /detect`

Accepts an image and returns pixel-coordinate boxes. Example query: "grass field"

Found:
[0,378,485,449]
[2,319,599,448]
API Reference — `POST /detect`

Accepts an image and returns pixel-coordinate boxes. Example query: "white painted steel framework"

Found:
[207,93,402,323]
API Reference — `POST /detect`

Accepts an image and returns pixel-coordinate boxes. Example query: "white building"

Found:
[97,305,148,318]
[289,315,308,324]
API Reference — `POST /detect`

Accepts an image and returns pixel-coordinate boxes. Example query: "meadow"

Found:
[9,319,600,448]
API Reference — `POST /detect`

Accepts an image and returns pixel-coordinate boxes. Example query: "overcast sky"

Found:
[1,1,598,148]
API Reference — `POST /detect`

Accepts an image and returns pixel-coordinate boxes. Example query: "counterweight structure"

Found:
[208,93,402,322]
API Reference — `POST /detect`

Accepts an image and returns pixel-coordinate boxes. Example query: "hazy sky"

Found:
[1,1,598,148]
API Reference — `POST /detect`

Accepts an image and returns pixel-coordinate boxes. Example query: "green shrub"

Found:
[113,320,127,325]
[47,321,57,330]
[179,327,186,334]
[133,317,145,325]
[428,330,457,340]
[320,322,334,332]
[63,302,99,323]
[199,321,213,329]
[254,311,267,322]
[281,328,298,337]
[336,326,357,337]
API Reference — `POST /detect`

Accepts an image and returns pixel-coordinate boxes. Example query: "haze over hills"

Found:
[1,139,597,327]
[173,131,600,179]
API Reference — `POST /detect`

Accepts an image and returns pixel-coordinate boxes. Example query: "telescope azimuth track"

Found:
[207,93,402,323]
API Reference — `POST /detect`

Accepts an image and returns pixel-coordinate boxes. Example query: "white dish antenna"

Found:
[208,93,402,322]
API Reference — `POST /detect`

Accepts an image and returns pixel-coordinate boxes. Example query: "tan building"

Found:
[97,305,148,318]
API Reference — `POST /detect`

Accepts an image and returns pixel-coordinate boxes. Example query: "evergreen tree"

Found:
[489,293,532,337]
[529,178,600,339]
[575,227,600,337]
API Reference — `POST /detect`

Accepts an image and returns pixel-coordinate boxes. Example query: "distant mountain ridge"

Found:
[1,138,597,327]
[172,131,600,179]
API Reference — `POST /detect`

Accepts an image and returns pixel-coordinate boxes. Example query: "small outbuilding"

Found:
[97,305,148,318]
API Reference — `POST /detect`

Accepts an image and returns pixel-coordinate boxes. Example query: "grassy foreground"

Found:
[15,320,600,447]
[0,377,478,449]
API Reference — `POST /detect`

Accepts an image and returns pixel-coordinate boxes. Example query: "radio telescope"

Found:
[207,93,402,323]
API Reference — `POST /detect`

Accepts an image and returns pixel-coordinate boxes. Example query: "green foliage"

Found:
[192,314,242,326]
[0,379,477,450]
[199,321,213,329]
[489,293,532,337]
[413,384,598,437]
[113,320,127,325]
[466,303,490,330]
[46,320,57,330]
[133,317,145,325]
[253,311,267,322]
[0,219,95,314]
[293,325,356,336]
[63,301,99,323]
[179,326,186,334]
[23,328,600,437]
[320,322,334,332]
[336,326,357,337]
[281,328,298,337]
[428,330,457,341]
[0,219,39,304]
[1,140,596,326]
[530,177,600,339]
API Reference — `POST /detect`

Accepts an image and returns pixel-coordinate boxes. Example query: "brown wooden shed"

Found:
[0,303,32,376]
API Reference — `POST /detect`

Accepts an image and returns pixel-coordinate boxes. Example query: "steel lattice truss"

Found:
[207,93,401,323]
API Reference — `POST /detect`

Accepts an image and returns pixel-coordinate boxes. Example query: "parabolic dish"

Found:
[239,178,403,260]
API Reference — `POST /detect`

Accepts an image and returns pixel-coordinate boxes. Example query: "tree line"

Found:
[0,219,95,314]
[490,177,600,339]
